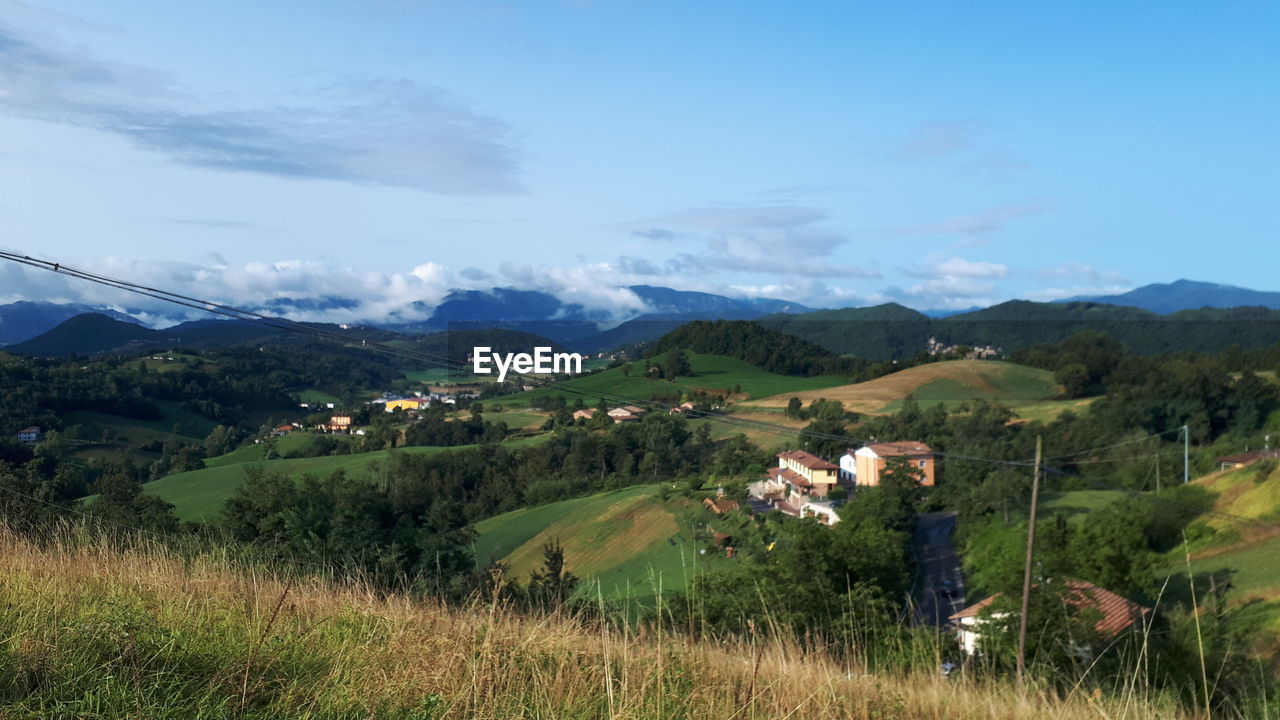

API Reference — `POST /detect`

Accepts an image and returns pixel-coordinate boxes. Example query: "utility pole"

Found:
[1183,424,1190,484]
[1016,435,1043,685]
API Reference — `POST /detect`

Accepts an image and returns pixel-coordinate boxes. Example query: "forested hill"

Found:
[647,320,873,377]
[755,301,1280,359]
[8,312,565,364]
[754,304,932,360]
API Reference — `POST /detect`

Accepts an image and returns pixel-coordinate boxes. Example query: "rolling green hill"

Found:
[490,353,849,407]
[746,360,1061,416]
[473,484,704,601]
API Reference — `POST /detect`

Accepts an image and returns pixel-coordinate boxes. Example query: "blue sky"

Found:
[1,0,1277,319]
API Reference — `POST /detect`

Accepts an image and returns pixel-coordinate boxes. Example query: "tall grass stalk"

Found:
[0,523,1197,719]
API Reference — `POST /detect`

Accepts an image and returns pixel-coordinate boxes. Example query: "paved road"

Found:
[913,512,966,627]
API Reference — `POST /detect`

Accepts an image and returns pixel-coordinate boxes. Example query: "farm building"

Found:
[607,405,647,423]
[383,397,428,412]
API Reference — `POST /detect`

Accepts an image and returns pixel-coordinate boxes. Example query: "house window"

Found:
[919,460,927,469]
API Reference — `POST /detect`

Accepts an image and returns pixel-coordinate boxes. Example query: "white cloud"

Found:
[0,19,521,194]
[888,120,1030,178]
[889,202,1050,243]
[620,203,878,279]
[903,256,1008,280]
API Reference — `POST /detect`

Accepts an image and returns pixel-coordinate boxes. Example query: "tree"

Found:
[785,397,803,418]
[664,349,692,379]
[1055,363,1090,399]
[527,539,578,608]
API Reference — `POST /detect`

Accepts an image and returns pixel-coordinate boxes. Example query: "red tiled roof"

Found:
[865,441,933,458]
[768,466,812,487]
[778,450,838,471]
[949,595,999,620]
[948,580,1150,638]
[703,497,740,514]
[1216,449,1280,465]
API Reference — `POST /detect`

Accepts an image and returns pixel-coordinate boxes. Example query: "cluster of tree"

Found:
[218,412,772,583]
[648,320,880,378]
[0,344,406,440]
[639,349,692,380]
[403,406,508,447]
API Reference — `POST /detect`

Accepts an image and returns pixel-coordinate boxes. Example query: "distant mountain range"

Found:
[0,301,142,347]
[1066,279,1280,313]
[3,278,1279,358]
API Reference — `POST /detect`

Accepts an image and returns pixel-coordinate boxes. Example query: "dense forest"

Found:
[648,319,911,378]
[757,301,1280,359]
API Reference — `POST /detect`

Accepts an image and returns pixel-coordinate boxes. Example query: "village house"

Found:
[322,415,353,433]
[271,425,293,437]
[949,579,1151,657]
[571,409,595,421]
[16,426,42,445]
[853,441,936,487]
[749,450,842,525]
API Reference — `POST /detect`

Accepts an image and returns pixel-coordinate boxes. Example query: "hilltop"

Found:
[746,360,1062,416]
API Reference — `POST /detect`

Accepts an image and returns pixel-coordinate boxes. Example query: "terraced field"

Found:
[473,484,701,600]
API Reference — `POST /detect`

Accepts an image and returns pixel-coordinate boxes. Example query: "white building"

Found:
[838,449,857,483]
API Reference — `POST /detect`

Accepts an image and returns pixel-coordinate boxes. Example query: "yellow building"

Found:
[384,398,427,412]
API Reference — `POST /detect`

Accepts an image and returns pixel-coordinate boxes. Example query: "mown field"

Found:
[747,360,1062,417]
[489,353,849,407]
[474,484,703,601]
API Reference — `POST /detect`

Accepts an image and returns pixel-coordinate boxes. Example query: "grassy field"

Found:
[296,388,342,404]
[147,444,467,522]
[1148,461,1280,642]
[687,410,805,450]
[474,484,701,601]
[747,360,1062,416]
[483,409,548,431]
[0,530,1191,720]
[489,353,849,407]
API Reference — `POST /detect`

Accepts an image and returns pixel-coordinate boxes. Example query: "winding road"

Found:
[912,511,966,627]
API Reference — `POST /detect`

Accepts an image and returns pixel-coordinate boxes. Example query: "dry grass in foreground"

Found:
[0,528,1191,719]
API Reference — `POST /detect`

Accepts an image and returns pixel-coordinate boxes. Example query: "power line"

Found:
[1038,427,1185,462]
